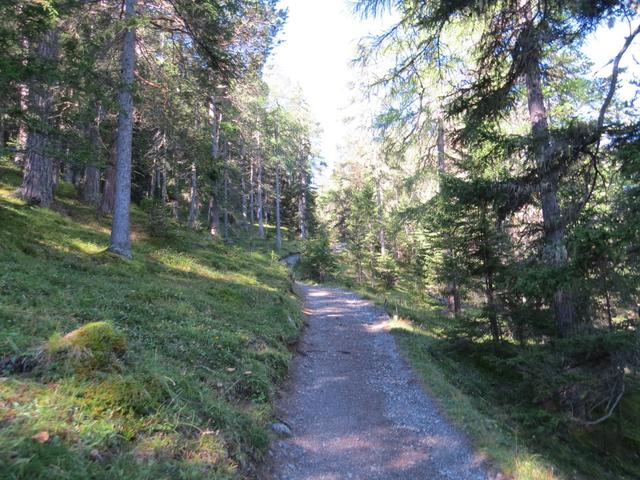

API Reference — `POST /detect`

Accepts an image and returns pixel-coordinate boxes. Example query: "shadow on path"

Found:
[266,283,490,480]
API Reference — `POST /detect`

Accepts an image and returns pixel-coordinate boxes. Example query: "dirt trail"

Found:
[266,283,490,480]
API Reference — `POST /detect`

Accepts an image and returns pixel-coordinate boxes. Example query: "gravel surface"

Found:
[265,283,490,480]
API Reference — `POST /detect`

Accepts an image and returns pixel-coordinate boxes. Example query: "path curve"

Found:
[266,283,490,480]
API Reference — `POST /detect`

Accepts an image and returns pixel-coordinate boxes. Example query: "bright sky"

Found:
[266,2,640,187]
[264,0,392,186]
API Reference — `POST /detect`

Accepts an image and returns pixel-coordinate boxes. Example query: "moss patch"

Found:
[45,321,127,374]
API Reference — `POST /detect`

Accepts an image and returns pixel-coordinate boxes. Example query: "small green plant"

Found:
[142,198,172,237]
[298,234,336,282]
[376,253,399,290]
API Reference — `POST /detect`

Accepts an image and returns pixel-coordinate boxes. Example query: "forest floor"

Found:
[327,265,640,480]
[0,157,303,479]
[265,283,490,480]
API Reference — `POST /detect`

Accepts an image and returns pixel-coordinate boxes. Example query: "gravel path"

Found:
[265,283,490,480]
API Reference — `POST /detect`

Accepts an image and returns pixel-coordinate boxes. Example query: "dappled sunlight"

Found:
[70,239,104,254]
[0,162,303,479]
[308,289,331,298]
[307,374,349,391]
[388,317,433,338]
[364,318,394,333]
[150,248,280,293]
[285,426,481,477]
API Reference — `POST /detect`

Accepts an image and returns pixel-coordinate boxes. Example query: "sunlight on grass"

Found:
[392,317,562,480]
[330,259,568,480]
[0,159,303,479]
[69,239,105,254]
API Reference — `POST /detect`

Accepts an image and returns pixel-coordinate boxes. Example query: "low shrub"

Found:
[297,235,337,282]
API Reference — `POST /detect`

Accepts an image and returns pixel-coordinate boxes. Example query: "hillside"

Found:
[0,159,301,479]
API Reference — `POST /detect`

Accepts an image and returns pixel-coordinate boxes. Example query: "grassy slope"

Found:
[330,261,640,480]
[0,159,302,479]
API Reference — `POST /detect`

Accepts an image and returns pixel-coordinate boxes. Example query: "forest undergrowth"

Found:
[327,258,640,480]
[0,158,303,480]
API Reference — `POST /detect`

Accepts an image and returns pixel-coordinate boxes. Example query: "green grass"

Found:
[0,159,302,479]
[330,257,640,480]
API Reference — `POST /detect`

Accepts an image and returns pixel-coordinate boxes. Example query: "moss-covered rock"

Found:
[46,321,127,374]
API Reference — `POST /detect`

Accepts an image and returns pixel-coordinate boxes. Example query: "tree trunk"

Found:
[436,116,446,173]
[160,156,168,205]
[257,151,265,238]
[14,83,29,166]
[84,104,104,204]
[485,271,500,343]
[209,96,221,159]
[83,165,101,204]
[275,162,282,250]
[376,178,386,255]
[223,143,230,240]
[0,113,5,150]
[298,155,308,239]
[437,110,460,315]
[100,162,116,214]
[241,155,249,230]
[17,31,58,207]
[187,162,199,229]
[522,5,576,337]
[171,173,180,220]
[108,0,136,258]
[13,39,29,166]
[249,158,255,224]
[605,288,613,330]
[208,194,220,237]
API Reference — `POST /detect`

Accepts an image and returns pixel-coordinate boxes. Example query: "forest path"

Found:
[265,283,490,480]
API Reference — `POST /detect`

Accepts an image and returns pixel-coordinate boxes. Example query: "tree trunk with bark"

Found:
[108,0,136,258]
[83,165,101,204]
[187,162,199,229]
[83,105,103,204]
[485,270,500,343]
[298,154,307,239]
[0,113,5,150]
[17,30,59,207]
[249,158,255,224]
[208,193,220,237]
[522,4,576,337]
[275,162,282,250]
[376,177,386,255]
[13,39,29,166]
[241,151,249,230]
[257,147,265,238]
[209,96,221,159]
[223,143,230,240]
[100,161,116,214]
[437,111,461,315]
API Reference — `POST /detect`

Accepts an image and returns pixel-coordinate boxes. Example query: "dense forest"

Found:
[0,1,315,478]
[2,0,640,479]
[1,0,316,256]
[313,0,640,478]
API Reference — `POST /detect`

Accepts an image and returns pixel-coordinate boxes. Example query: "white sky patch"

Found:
[584,20,640,102]
[265,0,394,187]
[266,2,640,187]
